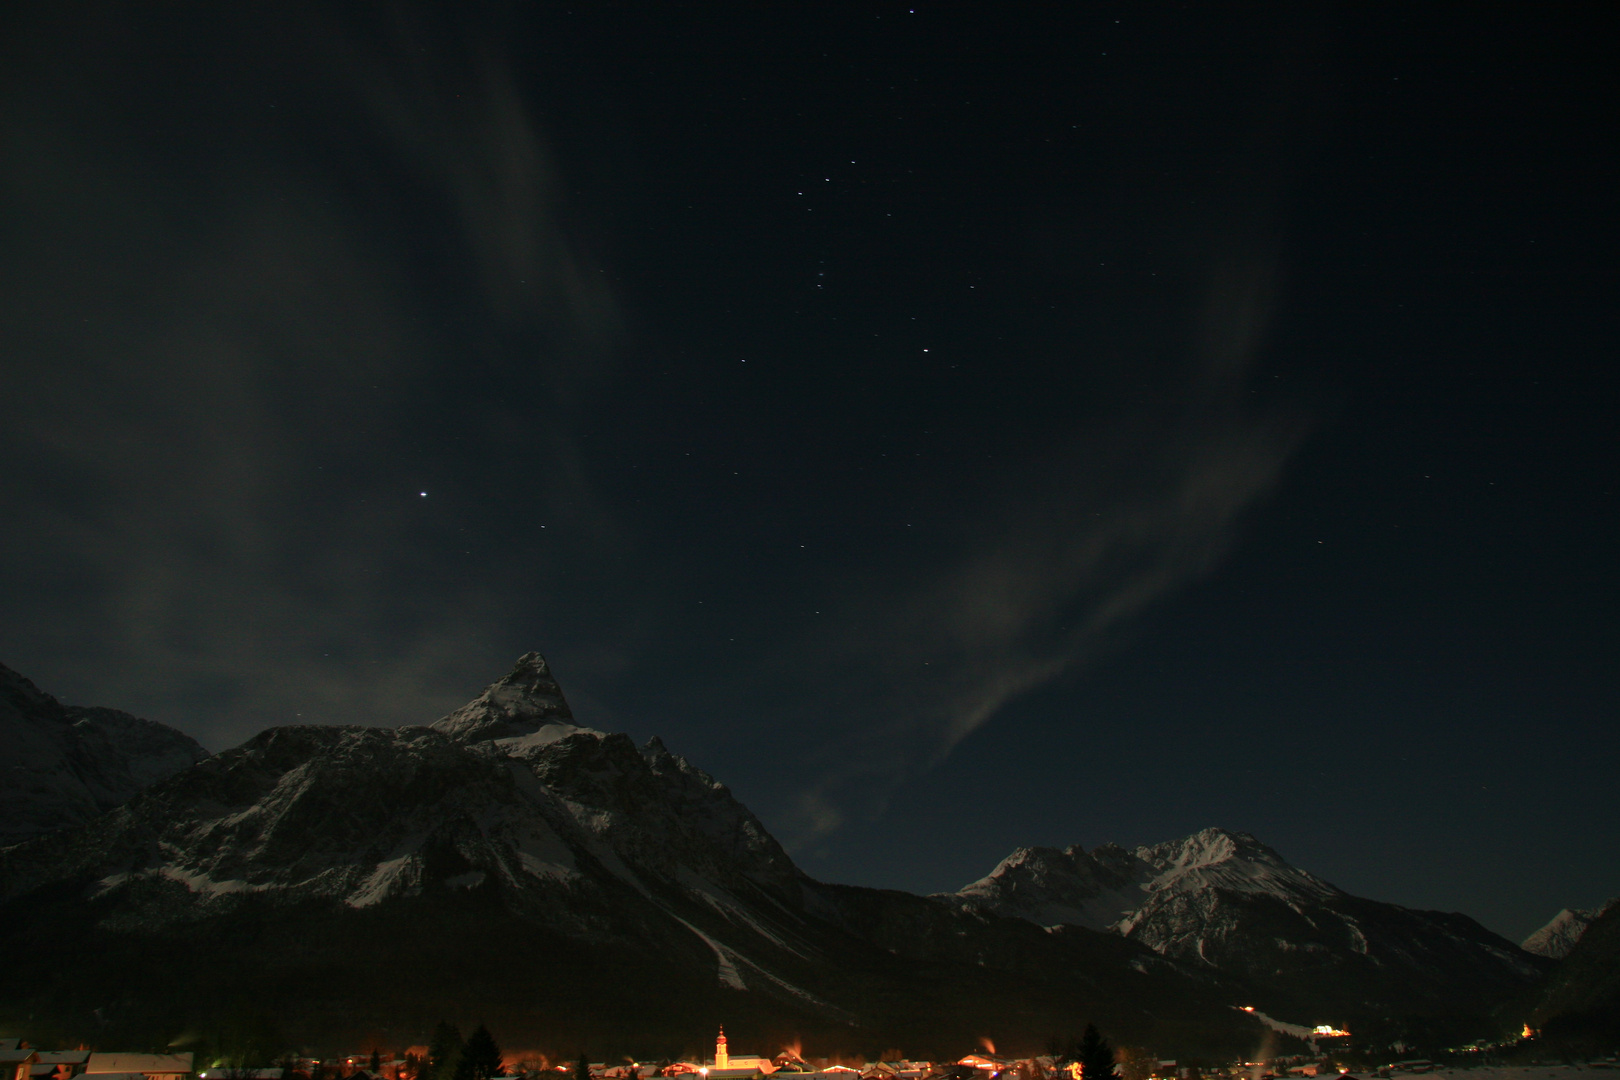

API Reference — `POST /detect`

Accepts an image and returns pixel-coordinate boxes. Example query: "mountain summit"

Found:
[1523,899,1617,959]
[430,651,578,742]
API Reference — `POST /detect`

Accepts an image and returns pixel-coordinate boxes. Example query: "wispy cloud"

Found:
[0,6,619,748]
[776,251,1307,845]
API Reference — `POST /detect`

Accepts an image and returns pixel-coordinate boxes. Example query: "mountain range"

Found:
[941,833,1545,1017]
[0,655,1582,1057]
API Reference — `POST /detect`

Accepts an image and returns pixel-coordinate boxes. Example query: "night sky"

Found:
[2,2,1615,944]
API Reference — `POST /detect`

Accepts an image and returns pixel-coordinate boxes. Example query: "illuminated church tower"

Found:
[715,1027,729,1069]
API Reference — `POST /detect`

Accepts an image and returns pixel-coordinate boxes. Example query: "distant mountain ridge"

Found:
[942,827,1545,1013]
[945,829,1338,937]
[0,654,1553,1052]
[1523,900,1617,959]
[0,661,208,846]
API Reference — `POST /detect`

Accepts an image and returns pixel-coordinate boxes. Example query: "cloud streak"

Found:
[776,251,1307,845]
[0,4,619,748]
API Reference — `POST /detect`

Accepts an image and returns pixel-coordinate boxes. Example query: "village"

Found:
[8,1027,1527,1080]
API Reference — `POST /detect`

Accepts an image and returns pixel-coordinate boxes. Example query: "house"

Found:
[84,1054,194,1080]
[33,1051,91,1080]
[2,1046,41,1080]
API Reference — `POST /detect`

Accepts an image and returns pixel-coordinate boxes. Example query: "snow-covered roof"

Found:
[85,1054,193,1075]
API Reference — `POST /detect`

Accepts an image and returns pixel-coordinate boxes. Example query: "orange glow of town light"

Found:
[1311,1026,1349,1038]
[1241,1007,1255,1013]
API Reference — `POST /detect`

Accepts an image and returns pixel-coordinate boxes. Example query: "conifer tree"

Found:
[426,1022,465,1080]
[458,1025,503,1080]
[1077,1025,1117,1080]
[574,1056,590,1080]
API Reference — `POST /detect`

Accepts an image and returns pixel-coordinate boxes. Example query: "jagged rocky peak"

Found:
[1523,899,1617,959]
[945,841,1156,931]
[1130,826,1341,904]
[1136,826,1283,870]
[950,826,1349,936]
[963,842,1143,897]
[431,651,578,743]
[1,660,209,845]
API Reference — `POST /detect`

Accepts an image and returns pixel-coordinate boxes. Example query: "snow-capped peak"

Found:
[1136,826,1264,870]
[1129,827,1338,902]
[948,843,1153,930]
[1522,899,1617,958]
[431,651,574,742]
[949,824,1350,960]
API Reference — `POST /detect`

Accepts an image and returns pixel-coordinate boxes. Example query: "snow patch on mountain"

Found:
[677,865,810,961]
[1243,1008,1314,1040]
[509,823,579,882]
[675,916,750,990]
[497,722,606,753]
[160,865,264,897]
[349,854,422,908]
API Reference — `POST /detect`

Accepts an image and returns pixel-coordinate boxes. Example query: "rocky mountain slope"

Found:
[0,654,1550,1053]
[944,829,1547,1016]
[1522,900,1616,959]
[0,655,1245,1057]
[0,661,208,846]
